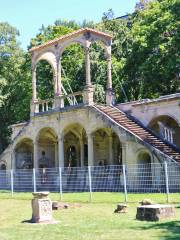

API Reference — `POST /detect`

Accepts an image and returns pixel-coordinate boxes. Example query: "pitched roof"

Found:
[29,28,112,53]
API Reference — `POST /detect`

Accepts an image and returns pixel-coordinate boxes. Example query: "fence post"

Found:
[10,169,14,197]
[122,165,128,203]
[33,168,36,192]
[59,167,63,200]
[88,166,92,202]
[164,161,169,203]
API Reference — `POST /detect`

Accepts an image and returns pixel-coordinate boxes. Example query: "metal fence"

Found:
[0,162,180,203]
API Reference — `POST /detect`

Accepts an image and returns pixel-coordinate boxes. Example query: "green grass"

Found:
[0,192,180,240]
[0,191,180,203]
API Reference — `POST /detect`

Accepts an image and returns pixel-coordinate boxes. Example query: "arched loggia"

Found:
[36,127,58,168]
[149,115,180,148]
[60,43,85,106]
[137,151,152,191]
[92,128,122,166]
[30,28,113,114]
[90,41,108,103]
[36,60,55,100]
[15,138,33,169]
[63,123,87,167]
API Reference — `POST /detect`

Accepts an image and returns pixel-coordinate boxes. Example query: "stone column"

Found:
[80,139,84,167]
[32,67,37,101]
[58,135,64,168]
[121,143,127,165]
[83,41,94,105]
[87,133,94,166]
[54,143,58,167]
[109,135,113,165]
[33,140,39,169]
[11,147,16,169]
[56,58,62,96]
[107,55,112,89]
[106,48,115,105]
[85,46,91,87]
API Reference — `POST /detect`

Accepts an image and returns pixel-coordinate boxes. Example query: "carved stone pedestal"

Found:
[136,204,175,221]
[31,192,53,223]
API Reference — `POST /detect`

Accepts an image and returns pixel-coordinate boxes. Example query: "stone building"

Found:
[0,28,179,175]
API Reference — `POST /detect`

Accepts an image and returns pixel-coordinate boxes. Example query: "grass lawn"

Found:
[0,192,180,240]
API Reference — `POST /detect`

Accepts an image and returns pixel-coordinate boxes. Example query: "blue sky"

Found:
[0,0,137,50]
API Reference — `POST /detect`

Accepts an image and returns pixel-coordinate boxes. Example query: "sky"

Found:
[0,0,137,51]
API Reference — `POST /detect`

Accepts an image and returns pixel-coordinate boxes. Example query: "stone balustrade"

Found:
[31,91,84,115]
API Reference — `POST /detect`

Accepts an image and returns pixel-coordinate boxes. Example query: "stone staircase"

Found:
[93,105,180,162]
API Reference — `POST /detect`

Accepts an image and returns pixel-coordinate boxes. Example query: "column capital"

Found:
[58,133,64,141]
[33,138,38,144]
[32,66,37,72]
[87,132,93,138]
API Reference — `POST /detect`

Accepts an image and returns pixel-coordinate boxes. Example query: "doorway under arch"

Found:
[37,127,58,168]
[92,128,122,166]
[15,138,33,169]
[137,151,152,191]
[63,123,87,167]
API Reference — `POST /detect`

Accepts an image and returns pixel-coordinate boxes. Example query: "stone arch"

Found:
[60,42,86,95]
[36,127,58,168]
[137,150,152,165]
[91,127,122,166]
[35,58,55,100]
[36,126,58,142]
[62,122,87,137]
[90,41,107,104]
[30,28,113,105]
[0,160,7,170]
[136,150,152,190]
[62,123,87,167]
[148,115,180,148]
[59,40,86,57]
[15,138,33,169]
[33,51,57,73]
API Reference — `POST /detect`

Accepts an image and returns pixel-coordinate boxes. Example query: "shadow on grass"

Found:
[133,221,180,240]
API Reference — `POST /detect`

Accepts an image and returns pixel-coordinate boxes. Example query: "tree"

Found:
[123,0,180,100]
[0,22,31,152]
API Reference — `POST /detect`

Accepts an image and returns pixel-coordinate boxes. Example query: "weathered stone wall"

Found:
[0,106,154,170]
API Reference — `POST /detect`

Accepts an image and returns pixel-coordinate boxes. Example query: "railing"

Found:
[33,99,55,113]
[61,91,83,107]
[0,162,180,203]
[31,91,84,114]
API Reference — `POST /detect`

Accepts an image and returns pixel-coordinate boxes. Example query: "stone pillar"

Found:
[11,148,16,169]
[33,140,39,169]
[106,88,115,106]
[85,46,91,87]
[54,96,64,109]
[32,67,37,101]
[83,41,94,105]
[107,55,112,89]
[54,143,58,167]
[109,135,113,165]
[83,86,94,105]
[31,192,53,223]
[87,133,94,166]
[80,139,84,167]
[55,59,62,96]
[106,49,115,105]
[121,143,127,165]
[58,135,64,168]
